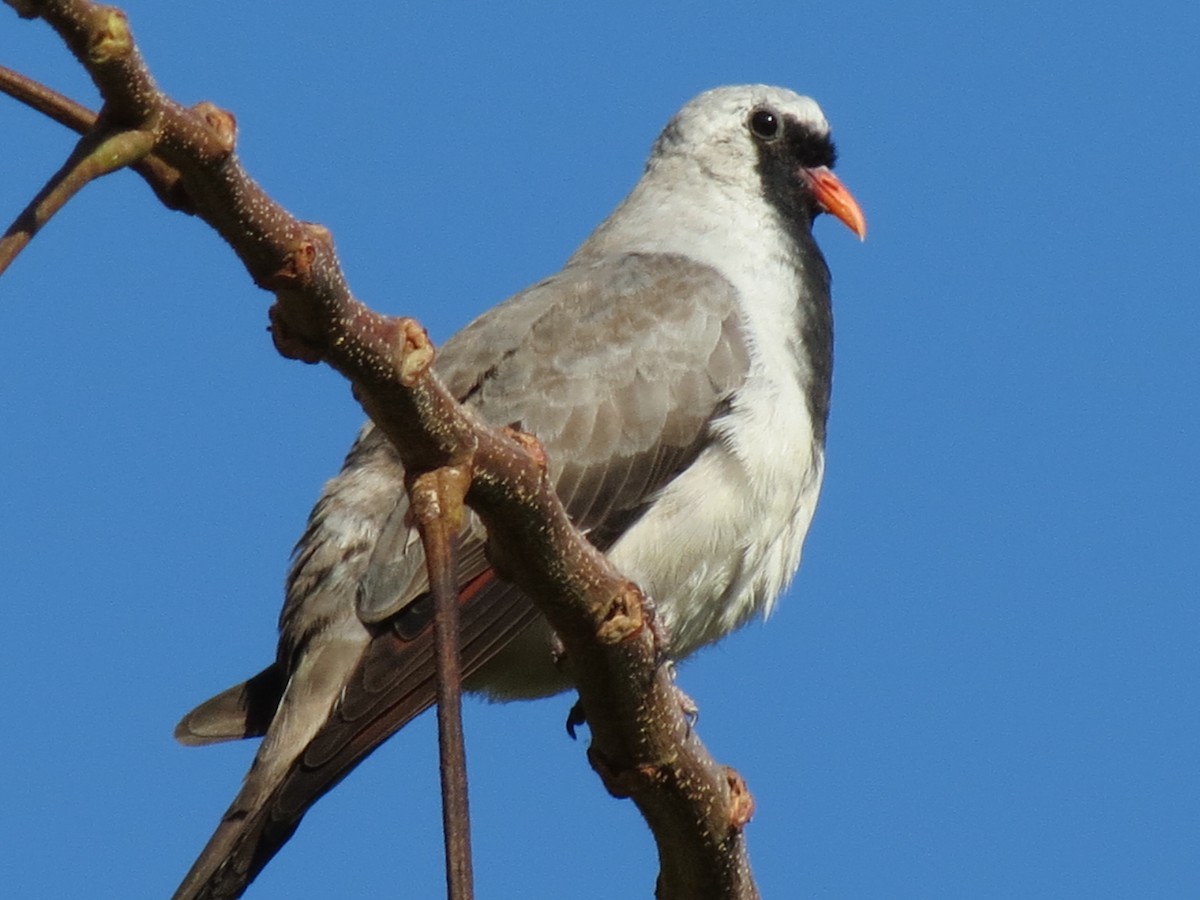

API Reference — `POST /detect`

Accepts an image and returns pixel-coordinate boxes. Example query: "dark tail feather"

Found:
[174,573,540,899]
[171,628,442,900]
[175,664,286,747]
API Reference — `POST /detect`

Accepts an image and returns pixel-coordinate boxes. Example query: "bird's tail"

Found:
[172,573,540,899]
[174,664,285,747]
[170,632,395,900]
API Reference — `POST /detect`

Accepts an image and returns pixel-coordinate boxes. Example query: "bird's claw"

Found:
[662,661,700,732]
[549,631,568,669]
[565,699,587,740]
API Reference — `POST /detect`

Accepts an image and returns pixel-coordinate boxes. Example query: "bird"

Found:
[171,83,866,899]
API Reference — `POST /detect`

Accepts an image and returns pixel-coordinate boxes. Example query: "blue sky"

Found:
[1,2,1197,897]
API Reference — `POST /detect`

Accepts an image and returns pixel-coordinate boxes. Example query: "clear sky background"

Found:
[1,2,1197,898]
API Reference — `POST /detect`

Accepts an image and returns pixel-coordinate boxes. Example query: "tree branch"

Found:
[3,2,761,897]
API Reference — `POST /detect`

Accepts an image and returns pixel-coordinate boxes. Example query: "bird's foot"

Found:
[565,699,587,740]
[663,661,700,732]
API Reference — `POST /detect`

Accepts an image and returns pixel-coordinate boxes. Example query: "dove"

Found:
[173,83,865,898]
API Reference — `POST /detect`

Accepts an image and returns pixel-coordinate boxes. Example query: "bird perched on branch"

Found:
[172,83,865,899]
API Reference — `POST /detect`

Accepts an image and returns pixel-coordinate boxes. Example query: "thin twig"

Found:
[0,125,153,276]
[409,466,476,900]
[0,62,96,131]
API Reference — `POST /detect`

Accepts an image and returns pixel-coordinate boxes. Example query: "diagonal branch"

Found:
[3,2,761,897]
[0,62,96,132]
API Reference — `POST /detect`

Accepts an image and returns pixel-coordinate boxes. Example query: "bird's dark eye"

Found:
[749,108,781,141]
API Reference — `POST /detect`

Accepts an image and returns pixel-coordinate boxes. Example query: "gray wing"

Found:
[357,251,751,622]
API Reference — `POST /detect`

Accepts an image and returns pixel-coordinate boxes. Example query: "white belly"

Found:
[609,366,824,659]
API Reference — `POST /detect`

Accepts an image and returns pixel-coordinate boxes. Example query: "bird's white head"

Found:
[647,84,866,241]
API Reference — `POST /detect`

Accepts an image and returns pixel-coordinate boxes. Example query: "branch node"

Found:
[724,768,755,830]
[588,746,661,799]
[269,238,317,288]
[397,318,435,386]
[193,101,237,157]
[87,7,133,64]
[596,581,646,645]
[268,301,323,364]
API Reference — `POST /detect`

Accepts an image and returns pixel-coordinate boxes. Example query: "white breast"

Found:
[602,183,826,657]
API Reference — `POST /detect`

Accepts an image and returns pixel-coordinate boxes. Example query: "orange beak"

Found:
[801,166,867,240]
